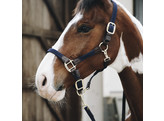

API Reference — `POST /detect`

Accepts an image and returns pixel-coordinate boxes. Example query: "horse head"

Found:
[35,0,122,102]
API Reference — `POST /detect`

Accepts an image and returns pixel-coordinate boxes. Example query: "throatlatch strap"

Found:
[86,60,110,89]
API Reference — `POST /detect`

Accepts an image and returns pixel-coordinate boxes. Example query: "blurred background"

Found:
[22,0,143,121]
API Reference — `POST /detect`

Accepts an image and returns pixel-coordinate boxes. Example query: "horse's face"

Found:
[35,1,120,102]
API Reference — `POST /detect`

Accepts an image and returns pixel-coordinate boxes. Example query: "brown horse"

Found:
[35,0,143,121]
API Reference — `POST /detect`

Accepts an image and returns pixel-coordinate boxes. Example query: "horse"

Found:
[35,0,143,121]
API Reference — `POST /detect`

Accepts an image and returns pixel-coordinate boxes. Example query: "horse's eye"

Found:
[77,25,92,33]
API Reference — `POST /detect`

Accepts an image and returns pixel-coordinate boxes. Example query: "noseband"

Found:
[47,1,118,121]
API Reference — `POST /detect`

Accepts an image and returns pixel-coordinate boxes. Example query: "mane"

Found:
[74,0,105,14]
[113,0,143,38]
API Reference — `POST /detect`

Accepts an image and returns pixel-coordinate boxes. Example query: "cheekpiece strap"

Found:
[106,0,117,35]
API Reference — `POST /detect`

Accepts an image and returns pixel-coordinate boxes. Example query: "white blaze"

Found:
[35,13,83,102]
[52,13,83,50]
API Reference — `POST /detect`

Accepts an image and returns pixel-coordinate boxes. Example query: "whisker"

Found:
[25,75,37,91]
[49,97,67,109]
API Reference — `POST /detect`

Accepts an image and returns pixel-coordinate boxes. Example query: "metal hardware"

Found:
[75,79,84,90]
[76,90,86,96]
[75,79,85,96]
[99,42,111,62]
[99,42,108,52]
[64,59,76,72]
[103,50,111,62]
[106,22,116,35]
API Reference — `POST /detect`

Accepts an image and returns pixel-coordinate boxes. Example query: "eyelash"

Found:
[77,25,92,33]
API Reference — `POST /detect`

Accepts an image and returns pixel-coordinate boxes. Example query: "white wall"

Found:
[82,73,103,121]
[116,0,133,14]
[103,67,123,97]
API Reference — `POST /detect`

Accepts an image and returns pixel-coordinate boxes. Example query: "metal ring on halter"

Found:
[76,90,86,96]
[99,42,108,52]
[99,42,111,62]
[64,59,76,72]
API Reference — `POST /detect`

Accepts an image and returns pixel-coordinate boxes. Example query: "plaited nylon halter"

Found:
[47,0,118,121]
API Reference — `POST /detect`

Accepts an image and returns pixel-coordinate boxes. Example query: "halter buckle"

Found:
[75,79,85,96]
[75,79,84,91]
[106,22,116,35]
[64,60,76,72]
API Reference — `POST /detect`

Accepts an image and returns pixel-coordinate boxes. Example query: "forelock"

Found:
[74,0,104,14]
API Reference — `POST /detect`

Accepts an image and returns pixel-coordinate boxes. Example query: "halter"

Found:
[47,1,124,121]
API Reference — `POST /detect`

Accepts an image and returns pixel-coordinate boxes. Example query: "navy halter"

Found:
[47,1,118,121]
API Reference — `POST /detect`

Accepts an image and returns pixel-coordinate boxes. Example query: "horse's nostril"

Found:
[42,77,47,86]
[57,85,64,91]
